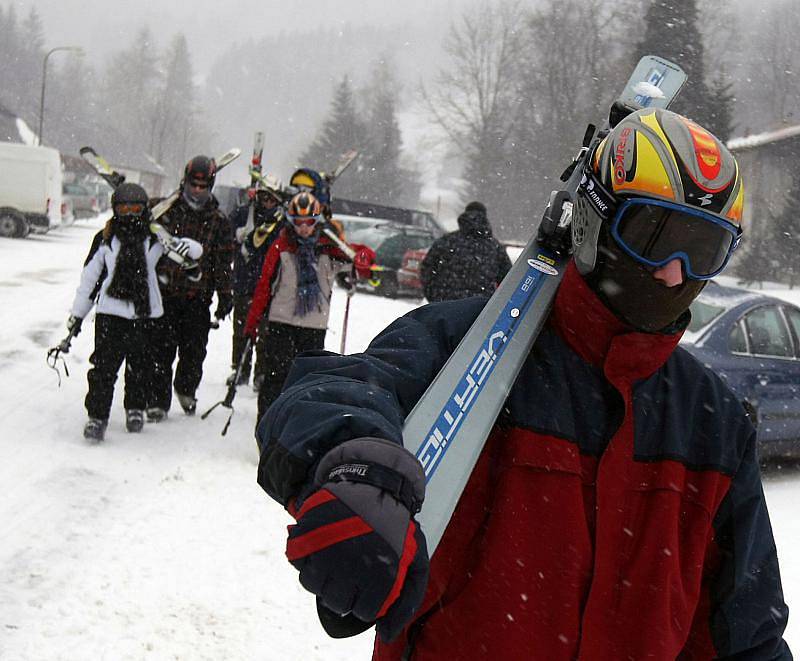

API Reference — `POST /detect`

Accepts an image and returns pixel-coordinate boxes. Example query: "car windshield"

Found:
[688,299,725,332]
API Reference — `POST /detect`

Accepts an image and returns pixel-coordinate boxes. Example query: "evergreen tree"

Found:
[706,73,736,143]
[152,33,197,173]
[361,58,420,208]
[632,0,718,129]
[771,168,800,288]
[299,75,372,201]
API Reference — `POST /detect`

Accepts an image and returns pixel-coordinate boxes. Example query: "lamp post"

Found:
[38,46,84,146]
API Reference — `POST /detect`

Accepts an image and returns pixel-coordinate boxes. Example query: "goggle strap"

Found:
[579,168,617,220]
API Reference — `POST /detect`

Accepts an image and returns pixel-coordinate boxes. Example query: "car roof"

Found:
[695,281,782,309]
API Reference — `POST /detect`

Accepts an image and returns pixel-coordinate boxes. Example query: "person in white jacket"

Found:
[68,183,202,441]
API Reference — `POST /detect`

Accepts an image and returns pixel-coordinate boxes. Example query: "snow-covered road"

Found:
[0,218,797,659]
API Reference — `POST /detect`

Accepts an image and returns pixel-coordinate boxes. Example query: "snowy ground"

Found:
[0,218,798,659]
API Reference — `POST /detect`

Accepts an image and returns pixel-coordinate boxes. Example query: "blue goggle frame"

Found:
[609,197,742,280]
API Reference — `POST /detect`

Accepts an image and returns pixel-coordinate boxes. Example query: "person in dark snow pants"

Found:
[68,183,202,442]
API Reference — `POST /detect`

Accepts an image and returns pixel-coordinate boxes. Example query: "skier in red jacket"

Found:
[244,191,375,427]
[256,110,791,659]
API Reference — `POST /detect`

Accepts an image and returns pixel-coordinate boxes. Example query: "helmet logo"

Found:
[698,193,713,206]
[684,119,722,181]
[613,127,633,185]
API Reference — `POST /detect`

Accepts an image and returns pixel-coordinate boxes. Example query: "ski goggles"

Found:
[114,202,146,215]
[290,215,321,228]
[578,169,742,280]
[609,198,742,280]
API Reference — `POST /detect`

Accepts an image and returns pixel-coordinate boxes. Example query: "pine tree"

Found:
[361,59,420,208]
[299,75,372,201]
[772,168,800,288]
[632,0,717,129]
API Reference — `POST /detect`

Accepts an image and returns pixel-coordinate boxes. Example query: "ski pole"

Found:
[201,337,252,435]
[339,266,356,354]
[46,326,79,387]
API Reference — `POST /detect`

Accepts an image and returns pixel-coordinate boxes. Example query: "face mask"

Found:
[585,226,705,333]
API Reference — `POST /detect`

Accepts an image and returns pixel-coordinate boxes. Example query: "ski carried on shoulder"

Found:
[243,131,265,238]
[322,149,358,185]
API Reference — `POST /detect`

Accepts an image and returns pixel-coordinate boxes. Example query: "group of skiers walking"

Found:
[67,156,375,441]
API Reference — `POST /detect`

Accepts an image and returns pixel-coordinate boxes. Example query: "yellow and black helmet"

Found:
[572,108,745,276]
[593,108,743,226]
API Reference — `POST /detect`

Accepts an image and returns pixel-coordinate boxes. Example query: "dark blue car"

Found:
[682,282,800,458]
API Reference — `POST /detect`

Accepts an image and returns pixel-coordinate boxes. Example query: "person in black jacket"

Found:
[420,201,511,302]
[148,155,234,418]
[229,187,284,389]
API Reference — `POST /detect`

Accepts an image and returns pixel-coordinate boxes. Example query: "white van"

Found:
[0,142,63,237]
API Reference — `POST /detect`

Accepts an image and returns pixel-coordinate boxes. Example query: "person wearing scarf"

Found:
[68,183,202,442]
[243,191,376,429]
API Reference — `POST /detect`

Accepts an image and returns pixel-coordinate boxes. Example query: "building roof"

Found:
[727,124,800,152]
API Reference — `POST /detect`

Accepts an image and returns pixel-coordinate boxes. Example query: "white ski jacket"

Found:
[71,235,202,320]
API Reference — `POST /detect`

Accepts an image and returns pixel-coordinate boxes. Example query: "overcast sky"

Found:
[7,0,473,75]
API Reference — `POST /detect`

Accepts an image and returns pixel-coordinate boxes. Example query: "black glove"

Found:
[214,294,234,321]
[67,315,83,337]
[286,438,429,642]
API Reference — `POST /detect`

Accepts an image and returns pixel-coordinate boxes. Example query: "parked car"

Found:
[62,182,100,218]
[681,282,800,458]
[334,215,437,298]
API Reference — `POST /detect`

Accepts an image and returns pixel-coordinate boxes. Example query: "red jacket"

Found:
[244,228,372,335]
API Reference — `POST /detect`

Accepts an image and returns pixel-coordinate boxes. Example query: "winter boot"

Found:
[176,392,197,416]
[125,409,144,433]
[146,407,168,423]
[83,418,107,442]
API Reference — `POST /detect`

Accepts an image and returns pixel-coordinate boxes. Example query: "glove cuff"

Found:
[314,438,425,513]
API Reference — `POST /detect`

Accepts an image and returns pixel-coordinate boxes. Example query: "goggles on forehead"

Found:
[114,202,146,216]
[579,169,742,280]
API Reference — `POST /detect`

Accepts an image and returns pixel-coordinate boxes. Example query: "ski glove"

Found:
[286,437,429,642]
[353,246,376,279]
[67,315,83,336]
[214,294,234,321]
[167,237,192,259]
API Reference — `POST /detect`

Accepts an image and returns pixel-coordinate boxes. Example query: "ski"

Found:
[322,149,358,185]
[406,55,687,554]
[79,146,125,188]
[242,131,265,238]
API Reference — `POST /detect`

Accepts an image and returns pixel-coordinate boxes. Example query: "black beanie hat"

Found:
[464,201,487,216]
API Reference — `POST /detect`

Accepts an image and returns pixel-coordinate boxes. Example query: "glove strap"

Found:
[324,462,422,514]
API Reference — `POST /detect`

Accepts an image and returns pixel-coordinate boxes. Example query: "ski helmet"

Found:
[287,191,322,230]
[111,182,149,238]
[290,168,330,207]
[570,108,745,332]
[112,182,148,217]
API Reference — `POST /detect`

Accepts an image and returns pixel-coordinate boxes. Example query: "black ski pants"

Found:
[232,293,268,380]
[150,296,211,411]
[256,321,326,428]
[85,314,155,420]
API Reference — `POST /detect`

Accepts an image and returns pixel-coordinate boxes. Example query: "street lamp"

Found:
[38,46,84,146]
